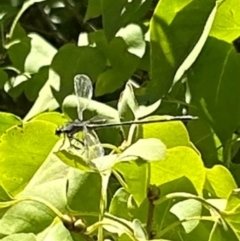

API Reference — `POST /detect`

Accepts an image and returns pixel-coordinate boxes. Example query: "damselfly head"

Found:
[55,127,63,136]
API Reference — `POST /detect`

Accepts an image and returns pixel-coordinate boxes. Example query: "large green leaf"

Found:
[148,0,218,99]
[0,138,101,236]
[136,116,193,149]
[96,34,141,96]
[150,146,205,195]
[0,120,59,194]
[188,37,240,143]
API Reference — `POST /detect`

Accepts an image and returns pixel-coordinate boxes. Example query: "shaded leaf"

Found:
[188,38,240,143]
[84,0,101,21]
[114,160,148,206]
[0,69,7,89]
[148,0,218,99]
[102,0,150,40]
[109,188,132,220]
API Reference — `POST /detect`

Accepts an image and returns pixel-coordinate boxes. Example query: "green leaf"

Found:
[66,169,101,215]
[229,163,240,188]
[32,112,67,126]
[4,74,29,98]
[100,213,138,239]
[116,24,146,58]
[109,188,132,220]
[150,146,205,195]
[120,138,166,162]
[205,165,237,199]
[0,4,17,23]
[96,37,140,96]
[0,69,7,89]
[37,217,78,241]
[0,112,22,136]
[24,33,57,73]
[208,221,239,241]
[102,0,150,40]
[187,118,221,166]
[7,36,31,72]
[62,95,118,121]
[170,199,202,233]
[188,38,240,143]
[114,160,148,206]
[51,44,106,103]
[210,0,240,42]
[0,185,13,202]
[7,33,56,73]
[0,233,37,241]
[117,82,137,137]
[136,116,193,149]
[0,120,59,194]
[225,189,240,213]
[117,82,138,121]
[0,155,70,235]
[24,68,59,120]
[132,219,147,240]
[151,177,198,236]
[136,100,161,119]
[0,144,101,235]
[84,0,101,21]
[148,0,218,99]
[24,66,49,101]
[25,44,106,120]
[55,149,92,172]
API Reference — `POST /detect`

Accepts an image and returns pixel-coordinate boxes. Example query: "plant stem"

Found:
[146,201,155,238]
[98,171,111,241]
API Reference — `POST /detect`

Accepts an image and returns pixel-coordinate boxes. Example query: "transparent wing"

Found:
[83,126,104,169]
[74,74,93,121]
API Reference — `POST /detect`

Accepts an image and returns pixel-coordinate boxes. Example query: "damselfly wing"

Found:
[74,74,93,121]
[74,75,105,163]
[56,74,105,164]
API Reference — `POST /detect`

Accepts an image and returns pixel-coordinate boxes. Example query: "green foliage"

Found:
[0,0,240,240]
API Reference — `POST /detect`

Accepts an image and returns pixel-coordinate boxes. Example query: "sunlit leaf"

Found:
[150,146,205,195]
[205,165,237,199]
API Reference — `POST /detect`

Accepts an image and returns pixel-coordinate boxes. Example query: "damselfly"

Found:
[56,74,197,154]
